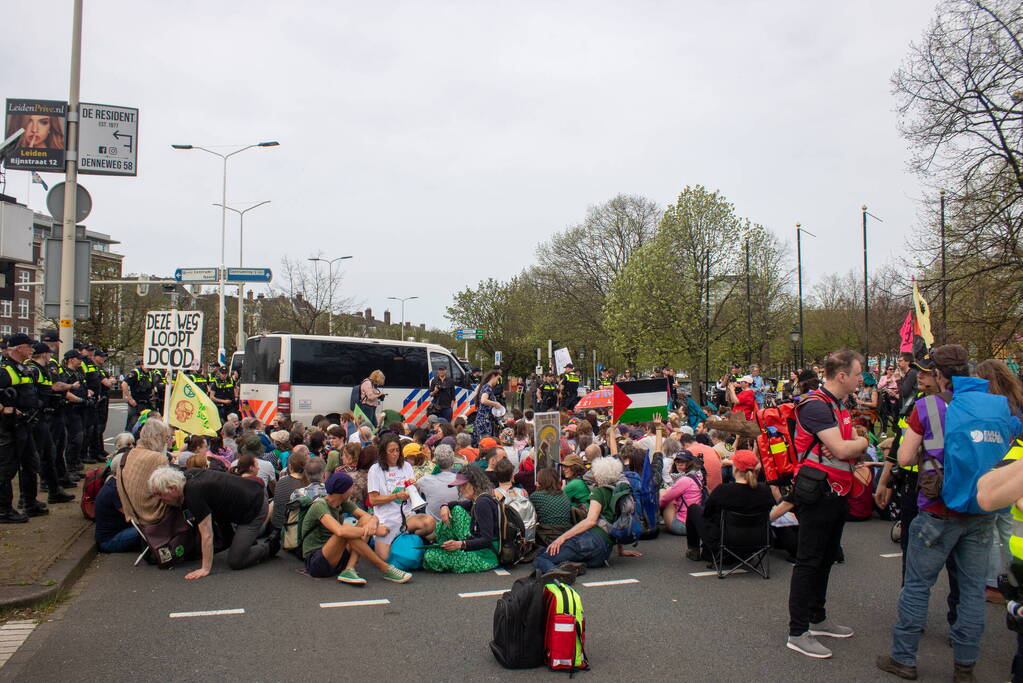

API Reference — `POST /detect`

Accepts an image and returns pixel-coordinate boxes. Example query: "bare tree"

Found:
[261,254,355,335]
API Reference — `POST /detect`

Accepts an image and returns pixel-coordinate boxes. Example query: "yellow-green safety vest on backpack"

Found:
[1004,441,1023,563]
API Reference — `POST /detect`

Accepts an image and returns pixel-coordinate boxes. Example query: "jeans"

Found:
[98,525,142,553]
[988,509,1013,587]
[226,498,272,570]
[899,477,961,622]
[890,511,995,667]
[533,529,611,573]
[788,493,847,636]
[437,407,453,422]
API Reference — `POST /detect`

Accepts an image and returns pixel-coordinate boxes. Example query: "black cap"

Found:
[912,354,935,372]
[94,349,108,358]
[6,333,35,348]
[84,345,97,353]
[73,342,85,350]
[796,369,818,384]
[492,364,502,370]
[63,349,82,361]
[40,330,59,342]
[31,342,51,355]
[134,359,143,366]
[565,363,574,368]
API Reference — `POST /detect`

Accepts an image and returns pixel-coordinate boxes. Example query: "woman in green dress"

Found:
[423,464,500,573]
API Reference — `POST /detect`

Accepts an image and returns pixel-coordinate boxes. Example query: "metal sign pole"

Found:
[58,0,83,353]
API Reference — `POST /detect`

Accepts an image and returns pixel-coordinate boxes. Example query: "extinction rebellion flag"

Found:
[612,379,671,424]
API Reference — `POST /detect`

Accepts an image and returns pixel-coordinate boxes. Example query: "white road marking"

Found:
[458,589,510,598]
[493,569,511,576]
[689,569,748,577]
[580,578,640,587]
[319,599,390,609]
[168,608,245,618]
[0,621,36,671]
[880,552,903,558]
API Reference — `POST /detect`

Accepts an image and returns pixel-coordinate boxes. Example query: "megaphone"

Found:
[405,483,427,514]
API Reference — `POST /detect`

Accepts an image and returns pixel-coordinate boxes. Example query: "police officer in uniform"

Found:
[0,333,47,523]
[559,363,580,412]
[27,343,74,504]
[40,331,74,486]
[599,368,614,388]
[121,361,153,431]
[59,350,90,476]
[80,346,102,464]
[208,365,237,422]
[536,371,559,412]
[88,349,114,461]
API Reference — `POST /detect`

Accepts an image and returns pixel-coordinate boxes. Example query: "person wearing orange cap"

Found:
[683,450,774,562]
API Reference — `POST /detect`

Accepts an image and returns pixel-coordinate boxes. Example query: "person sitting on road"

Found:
[269,429,291,471]
[292,456,327,501]
[530,467,573,546]
[560,454,591,508]
[417,446,458,519]
[659,451,704,535]
[683,450,774,561]
[148,465,279,579]
[533,455,628,580]
[323,426,348,471]
[424,465,501,573]
[176,435,208,468]
[271,448,309,530]
[116,419,174,527]
[367,435,415,562]
[300,471,412,585]
[404,442,433,482]
[94,476,142,553]
[477,444,506,485]
[492,458,525,501]
[108,433,135,468]
[455,432,478,462]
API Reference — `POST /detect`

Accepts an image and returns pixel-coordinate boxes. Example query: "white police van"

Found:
[238,334,472,427]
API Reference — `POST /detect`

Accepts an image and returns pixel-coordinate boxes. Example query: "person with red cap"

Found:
[682,450,774,561]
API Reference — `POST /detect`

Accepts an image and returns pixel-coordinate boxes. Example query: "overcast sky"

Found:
[2,0,939,329]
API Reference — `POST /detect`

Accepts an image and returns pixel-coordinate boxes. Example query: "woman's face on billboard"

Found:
[24,116,52,147]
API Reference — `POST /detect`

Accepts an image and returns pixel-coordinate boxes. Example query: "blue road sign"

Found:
[226,267,272,283]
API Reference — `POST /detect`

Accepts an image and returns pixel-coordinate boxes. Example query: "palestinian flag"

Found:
[612,379,670,424]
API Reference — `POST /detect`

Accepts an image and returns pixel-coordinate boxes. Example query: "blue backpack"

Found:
[938,376,1022,514]
[388,533,426,571]
[624,457,660,540]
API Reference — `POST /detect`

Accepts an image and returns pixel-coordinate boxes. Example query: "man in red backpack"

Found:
[785,350,869,660]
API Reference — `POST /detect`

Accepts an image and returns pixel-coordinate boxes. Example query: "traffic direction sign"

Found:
[78,103,139,177]
[226,267,272,283]
[174,267,218,282]
[456,328,484,340]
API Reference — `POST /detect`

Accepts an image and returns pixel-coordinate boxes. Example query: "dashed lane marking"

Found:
[580,578,639,587]
[169,609,245,618]
[689,569,748,577]
[493,569,511,576]
[0,621,37,670]
[319,599,390,609]
[880,552,903,558]
[458,589,510,598]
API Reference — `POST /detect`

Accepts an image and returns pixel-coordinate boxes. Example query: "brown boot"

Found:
[952,662,975,683]
[875,654,918,680]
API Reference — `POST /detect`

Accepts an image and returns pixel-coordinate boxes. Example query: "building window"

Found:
[0,300,10,317]
[17,299,29,319]
[17,270,30,292]
[0,325,11,336]
[17,327,27,335]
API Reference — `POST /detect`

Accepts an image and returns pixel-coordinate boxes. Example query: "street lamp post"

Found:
[308,256,353,335]
[861,206,884,367]
[214,200,271,352]
[387,295,418,340]
[172,140,279,366]
[790,327,801,371]
[795,223,815,368]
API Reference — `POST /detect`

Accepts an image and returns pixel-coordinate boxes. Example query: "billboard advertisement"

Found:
[4,99,67,172]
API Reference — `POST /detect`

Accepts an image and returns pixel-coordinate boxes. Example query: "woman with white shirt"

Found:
[366,434,414,562]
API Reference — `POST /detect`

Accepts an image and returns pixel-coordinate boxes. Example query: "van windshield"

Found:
[241,337,280,384]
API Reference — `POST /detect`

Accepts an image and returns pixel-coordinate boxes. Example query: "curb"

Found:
[0,527,97,610]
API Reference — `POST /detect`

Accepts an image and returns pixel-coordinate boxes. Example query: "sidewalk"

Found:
[0,474,97,610]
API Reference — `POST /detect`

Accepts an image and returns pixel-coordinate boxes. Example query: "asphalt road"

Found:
[3,506,1016,682]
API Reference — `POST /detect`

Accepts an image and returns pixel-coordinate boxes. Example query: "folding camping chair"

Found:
[712,510,771,579]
